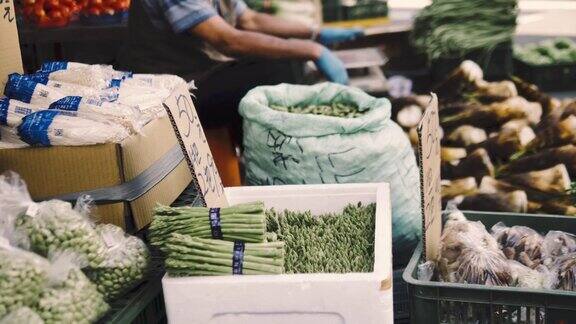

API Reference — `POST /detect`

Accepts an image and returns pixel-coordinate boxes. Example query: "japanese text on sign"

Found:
[417,94,442,261]
[0,0,23,87]
[163,83,228,207]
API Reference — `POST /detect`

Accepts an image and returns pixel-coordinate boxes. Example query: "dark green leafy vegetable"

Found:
[266,202,376,274]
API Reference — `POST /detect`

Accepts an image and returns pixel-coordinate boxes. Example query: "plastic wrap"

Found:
[0,237,49,318]
[542,231,576,265]
[4,74,65,106]
[0,307,44,324]
[508,260,549,289]
[85,224,150,301]
[0,173,108,267]
[417,261,436,281]
[491,222,544,268]
[547,253,576,291]
[37,253,109,324]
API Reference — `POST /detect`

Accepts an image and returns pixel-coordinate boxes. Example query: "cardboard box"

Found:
[162,183,393,324]
[0,116,192,231]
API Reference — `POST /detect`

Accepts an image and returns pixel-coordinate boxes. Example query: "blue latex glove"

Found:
[317,28,364,46]
[314,47,349,85]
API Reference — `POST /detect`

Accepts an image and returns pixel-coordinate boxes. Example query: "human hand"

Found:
[317,28,364,46]
[314,47,349,84]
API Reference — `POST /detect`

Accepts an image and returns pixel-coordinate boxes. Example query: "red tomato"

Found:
[88,6,101,15]
[112,0,128,11]
[60,5,70,17]
[102,7,114,15]
[23,6,35,17]
[90,0,102,6]
[34,6,46,17]
[23,0,36,6]
[60,0,74,5]
[45,0,60,10]
[48,8,62,18]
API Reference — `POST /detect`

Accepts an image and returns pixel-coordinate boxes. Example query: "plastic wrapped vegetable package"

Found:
[0,238,49,318]
[84,224,150,301]
[0,307,44,324]
[0,173,107,267]
[239,83,421,259]
[37,253,109,324]
[491,222,544,268]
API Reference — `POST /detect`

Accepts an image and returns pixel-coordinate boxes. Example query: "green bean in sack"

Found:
[239,83,421,261]
[85,224,150,301]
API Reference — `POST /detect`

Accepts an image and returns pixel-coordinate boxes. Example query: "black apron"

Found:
[117,0,235,80]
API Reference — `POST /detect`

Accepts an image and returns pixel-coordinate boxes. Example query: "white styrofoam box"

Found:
[162,183,393,324]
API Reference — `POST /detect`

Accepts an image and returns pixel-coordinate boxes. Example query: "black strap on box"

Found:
[45,144,184,204]
[208,208,223,239]
[232,240,245,275]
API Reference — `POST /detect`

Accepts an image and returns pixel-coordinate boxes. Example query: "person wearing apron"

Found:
[117,0,362,128]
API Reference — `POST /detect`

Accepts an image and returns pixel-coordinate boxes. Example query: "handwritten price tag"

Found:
[163,83,228,207]
[0,0,23,88]
[417,94,442,261]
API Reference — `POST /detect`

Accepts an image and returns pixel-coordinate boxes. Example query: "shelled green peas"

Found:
[270,102,365,118]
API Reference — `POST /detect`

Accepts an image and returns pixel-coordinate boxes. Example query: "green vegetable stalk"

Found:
[165,234,285,276]
[15,200,107,268]
[269,102,364,118]
[150,202,267,249]
[266,202,376,274]
[84,224,150,301]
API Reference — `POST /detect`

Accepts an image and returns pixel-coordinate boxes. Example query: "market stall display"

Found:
[239,82,421,262]
[161,183,393,324]
[20,0,82,28]
[514,38,576,91]
[0,172,151,314]
[392,60,576,216]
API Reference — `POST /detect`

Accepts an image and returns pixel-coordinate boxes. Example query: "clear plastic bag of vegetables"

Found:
[546,252,576,291]
[0,307,44,324]
[0,236,49,319]
[0,172,108,267]
[84,224,150,301]
[542,230,576,266]
[37,252,109,324]
[491,222,544,268]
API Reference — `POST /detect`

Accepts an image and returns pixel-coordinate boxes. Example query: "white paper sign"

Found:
[417,94,442,261]
[163,83,228,207]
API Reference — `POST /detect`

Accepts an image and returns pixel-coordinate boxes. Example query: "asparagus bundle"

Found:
[165,234,284,276]
[150,202,267,248]
[266,203,376,274]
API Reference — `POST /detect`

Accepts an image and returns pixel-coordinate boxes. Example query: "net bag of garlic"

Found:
[239,82,421,260]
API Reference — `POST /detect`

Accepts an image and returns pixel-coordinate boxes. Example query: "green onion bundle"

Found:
[165,234,285,276]
[266,203,376,274]
[150,202,267,249]
[411,0,518,60]
[269,103,364,118]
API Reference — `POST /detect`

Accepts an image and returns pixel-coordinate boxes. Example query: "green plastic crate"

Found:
[403,211,576,324]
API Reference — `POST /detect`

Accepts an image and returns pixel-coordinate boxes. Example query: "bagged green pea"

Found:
[37,253,109,324]
[0,237,49,319]
[0,172,107,267]
[0,307,44,324]
[85,224,150,301]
